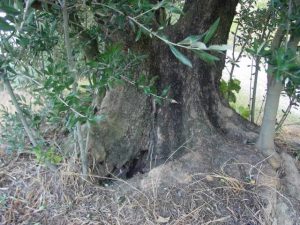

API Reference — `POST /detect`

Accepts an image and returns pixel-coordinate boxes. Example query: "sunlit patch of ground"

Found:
[0,91,15,113]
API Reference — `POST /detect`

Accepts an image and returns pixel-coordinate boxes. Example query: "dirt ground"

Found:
[0,135,300,224]
[0,91,16,113]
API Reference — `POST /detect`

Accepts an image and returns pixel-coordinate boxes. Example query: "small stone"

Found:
[205,175,214,182]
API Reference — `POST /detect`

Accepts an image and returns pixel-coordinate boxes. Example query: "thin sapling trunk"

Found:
[0,71,37,147]
[60,0,88,178]
[0,71,57,171]
[256,2,300,168]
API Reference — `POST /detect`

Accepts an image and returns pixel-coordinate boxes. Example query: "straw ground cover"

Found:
[1,141,299,225]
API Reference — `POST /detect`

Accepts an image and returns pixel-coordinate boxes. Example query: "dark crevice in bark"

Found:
[124,149,148,178]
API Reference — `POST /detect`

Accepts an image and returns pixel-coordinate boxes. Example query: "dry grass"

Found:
[0,153,271,225]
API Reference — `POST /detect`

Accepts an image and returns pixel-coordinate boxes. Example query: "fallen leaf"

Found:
[157,216,170,223]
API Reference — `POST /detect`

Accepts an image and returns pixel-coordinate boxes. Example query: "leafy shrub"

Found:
[220,78,241,103]
[0,105,27,152]
[33,146,62,165]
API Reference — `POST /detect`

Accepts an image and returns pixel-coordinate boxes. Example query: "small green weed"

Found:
[33,146,63,165]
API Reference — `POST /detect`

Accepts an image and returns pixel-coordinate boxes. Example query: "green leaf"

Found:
[0,17,14,31]
[219,79,228,96]
[149,76,158,86]
[153,0,165,10]
[190,42,207,50]
[6,66,17,75]
[89,114,106,123]
[66,114,78,129]
[169,45,192,68]
[203,18,220,44]
[0,4,21,16]
[228,79,241,92]
[178,35,202,45]
[193,50,219,63]
[208,45,230,51]
[135,28,142,42]
[228,92,237,103]
[164,4,183,15]
[161,86,170,97]
[238,106,250,119]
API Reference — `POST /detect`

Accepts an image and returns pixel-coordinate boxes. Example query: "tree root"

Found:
[280,152,300,201]
[263,151,282,170]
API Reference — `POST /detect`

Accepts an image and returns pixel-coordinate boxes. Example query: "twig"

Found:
[92,2,214,51]
[60,0,88,178]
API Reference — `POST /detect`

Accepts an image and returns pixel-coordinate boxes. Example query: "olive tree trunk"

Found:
[88,0,257,177]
